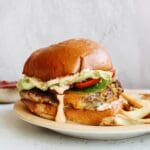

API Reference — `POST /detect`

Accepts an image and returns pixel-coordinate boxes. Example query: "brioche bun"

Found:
[23,38,113,81]
[22,99,57,120]
[64,108,117,125]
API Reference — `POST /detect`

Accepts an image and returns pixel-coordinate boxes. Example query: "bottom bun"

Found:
[64,108,116,125]
[22,99,57,120]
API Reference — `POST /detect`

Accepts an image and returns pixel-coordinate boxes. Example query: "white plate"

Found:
[13,89,150,140]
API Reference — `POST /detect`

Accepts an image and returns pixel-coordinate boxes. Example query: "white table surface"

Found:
[0,104,150,150]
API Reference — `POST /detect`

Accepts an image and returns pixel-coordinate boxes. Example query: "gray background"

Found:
[0,0,150,88]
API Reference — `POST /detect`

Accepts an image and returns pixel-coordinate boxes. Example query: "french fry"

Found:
[120,107,150,120]
[115,114,140,125]
[138,118,150,124]
[100,93,150,126]
[100,116,117,126]
[122,92,143,108]
[100,114,139,126]
[140,93,150,100]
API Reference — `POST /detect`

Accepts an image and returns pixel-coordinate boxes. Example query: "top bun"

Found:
[23,38,113,81]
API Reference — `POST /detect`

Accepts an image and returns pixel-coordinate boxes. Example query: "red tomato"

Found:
[0,81,17,89]
[74,78,100,89]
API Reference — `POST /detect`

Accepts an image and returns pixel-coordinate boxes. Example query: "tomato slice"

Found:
[74,78,101,89]
[0,81,17,89]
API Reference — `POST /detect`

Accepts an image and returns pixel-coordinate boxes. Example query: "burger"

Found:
[18,38,124,125]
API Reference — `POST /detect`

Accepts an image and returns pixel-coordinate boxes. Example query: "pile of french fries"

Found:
[100,92,150,126]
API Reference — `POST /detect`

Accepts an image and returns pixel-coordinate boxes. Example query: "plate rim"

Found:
[13,99,150,136]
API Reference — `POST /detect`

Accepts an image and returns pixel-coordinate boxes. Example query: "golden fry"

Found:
[100,93,150,126]
[138,118,150,124]
[100,114,139,126]
[140,93,150,100]
[120,107,150,120]
[122,93,143,108]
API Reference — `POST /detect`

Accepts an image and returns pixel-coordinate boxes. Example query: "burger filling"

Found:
[64,80,123,110]
[20,88,58,106]
[18,69,113,94]
[18,69,123,112]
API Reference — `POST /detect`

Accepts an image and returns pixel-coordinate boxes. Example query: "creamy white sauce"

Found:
[55,95,66,123]
[97,99,122,111]
[50,85,69,94]
[97,103,112,111]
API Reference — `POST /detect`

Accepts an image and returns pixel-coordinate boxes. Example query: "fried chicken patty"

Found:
[20,80,123,111]
[20,89,58,105]
[64,80,123,110]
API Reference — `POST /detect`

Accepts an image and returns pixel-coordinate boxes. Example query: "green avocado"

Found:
[17,78,34,91]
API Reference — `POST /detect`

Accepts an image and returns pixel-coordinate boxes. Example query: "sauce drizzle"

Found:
[55,95,66,123]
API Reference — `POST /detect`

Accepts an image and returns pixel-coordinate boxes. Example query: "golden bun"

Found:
[22,99,57,120]
[64,108,116,125]
[64,99,123,125]
[23,38,113,81]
